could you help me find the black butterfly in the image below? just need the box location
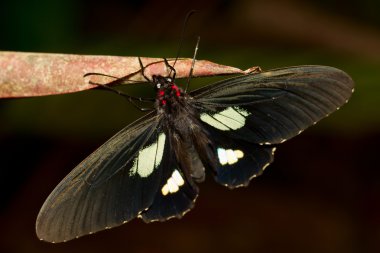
[36,61,354,243]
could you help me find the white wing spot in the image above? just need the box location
[172,170,185,186]
[234,149,244,159]
[167,178,179,193]
[161,169,185,196]
[217,147,244,165]
[217,148,228,165]
[226,149,238,164]
[130,133,166,177]
[161,184,169,196]
[200,107,250,131]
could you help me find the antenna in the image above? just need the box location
[170,10,198,74]
[185,36,200,91]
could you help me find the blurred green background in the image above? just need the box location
[0,0,379,253]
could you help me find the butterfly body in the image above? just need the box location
[36,65,354,243]
[154,74,215,182]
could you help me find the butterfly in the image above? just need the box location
[35,60,354,243]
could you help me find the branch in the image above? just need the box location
[0,51,249,98]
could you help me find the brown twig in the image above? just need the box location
[0,51,248,98]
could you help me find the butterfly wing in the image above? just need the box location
[36,112,170,243]
[190,65,354,187]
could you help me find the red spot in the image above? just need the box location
[161,100,167,105]
[159,90,165,97]
[172,85,181,97]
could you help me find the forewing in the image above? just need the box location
[191,65,354,145]
[36,112,169,243]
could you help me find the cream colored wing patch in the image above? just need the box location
[200,106,251,131]
[217,147,244,165]
[161,170,185,196]
[130,133,166,177]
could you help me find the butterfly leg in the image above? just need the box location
[89,80,155,112]
[138,57,177,82]
[138,57,153,82]
[83,72,120,79]
[163,58,176,80]
[84,68,142,87]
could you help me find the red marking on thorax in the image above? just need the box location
[172,85,181,97]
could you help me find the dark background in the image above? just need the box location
[0,0,379,252]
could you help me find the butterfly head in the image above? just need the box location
[153,75,183,106]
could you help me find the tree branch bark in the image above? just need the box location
[0,51,248,98]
